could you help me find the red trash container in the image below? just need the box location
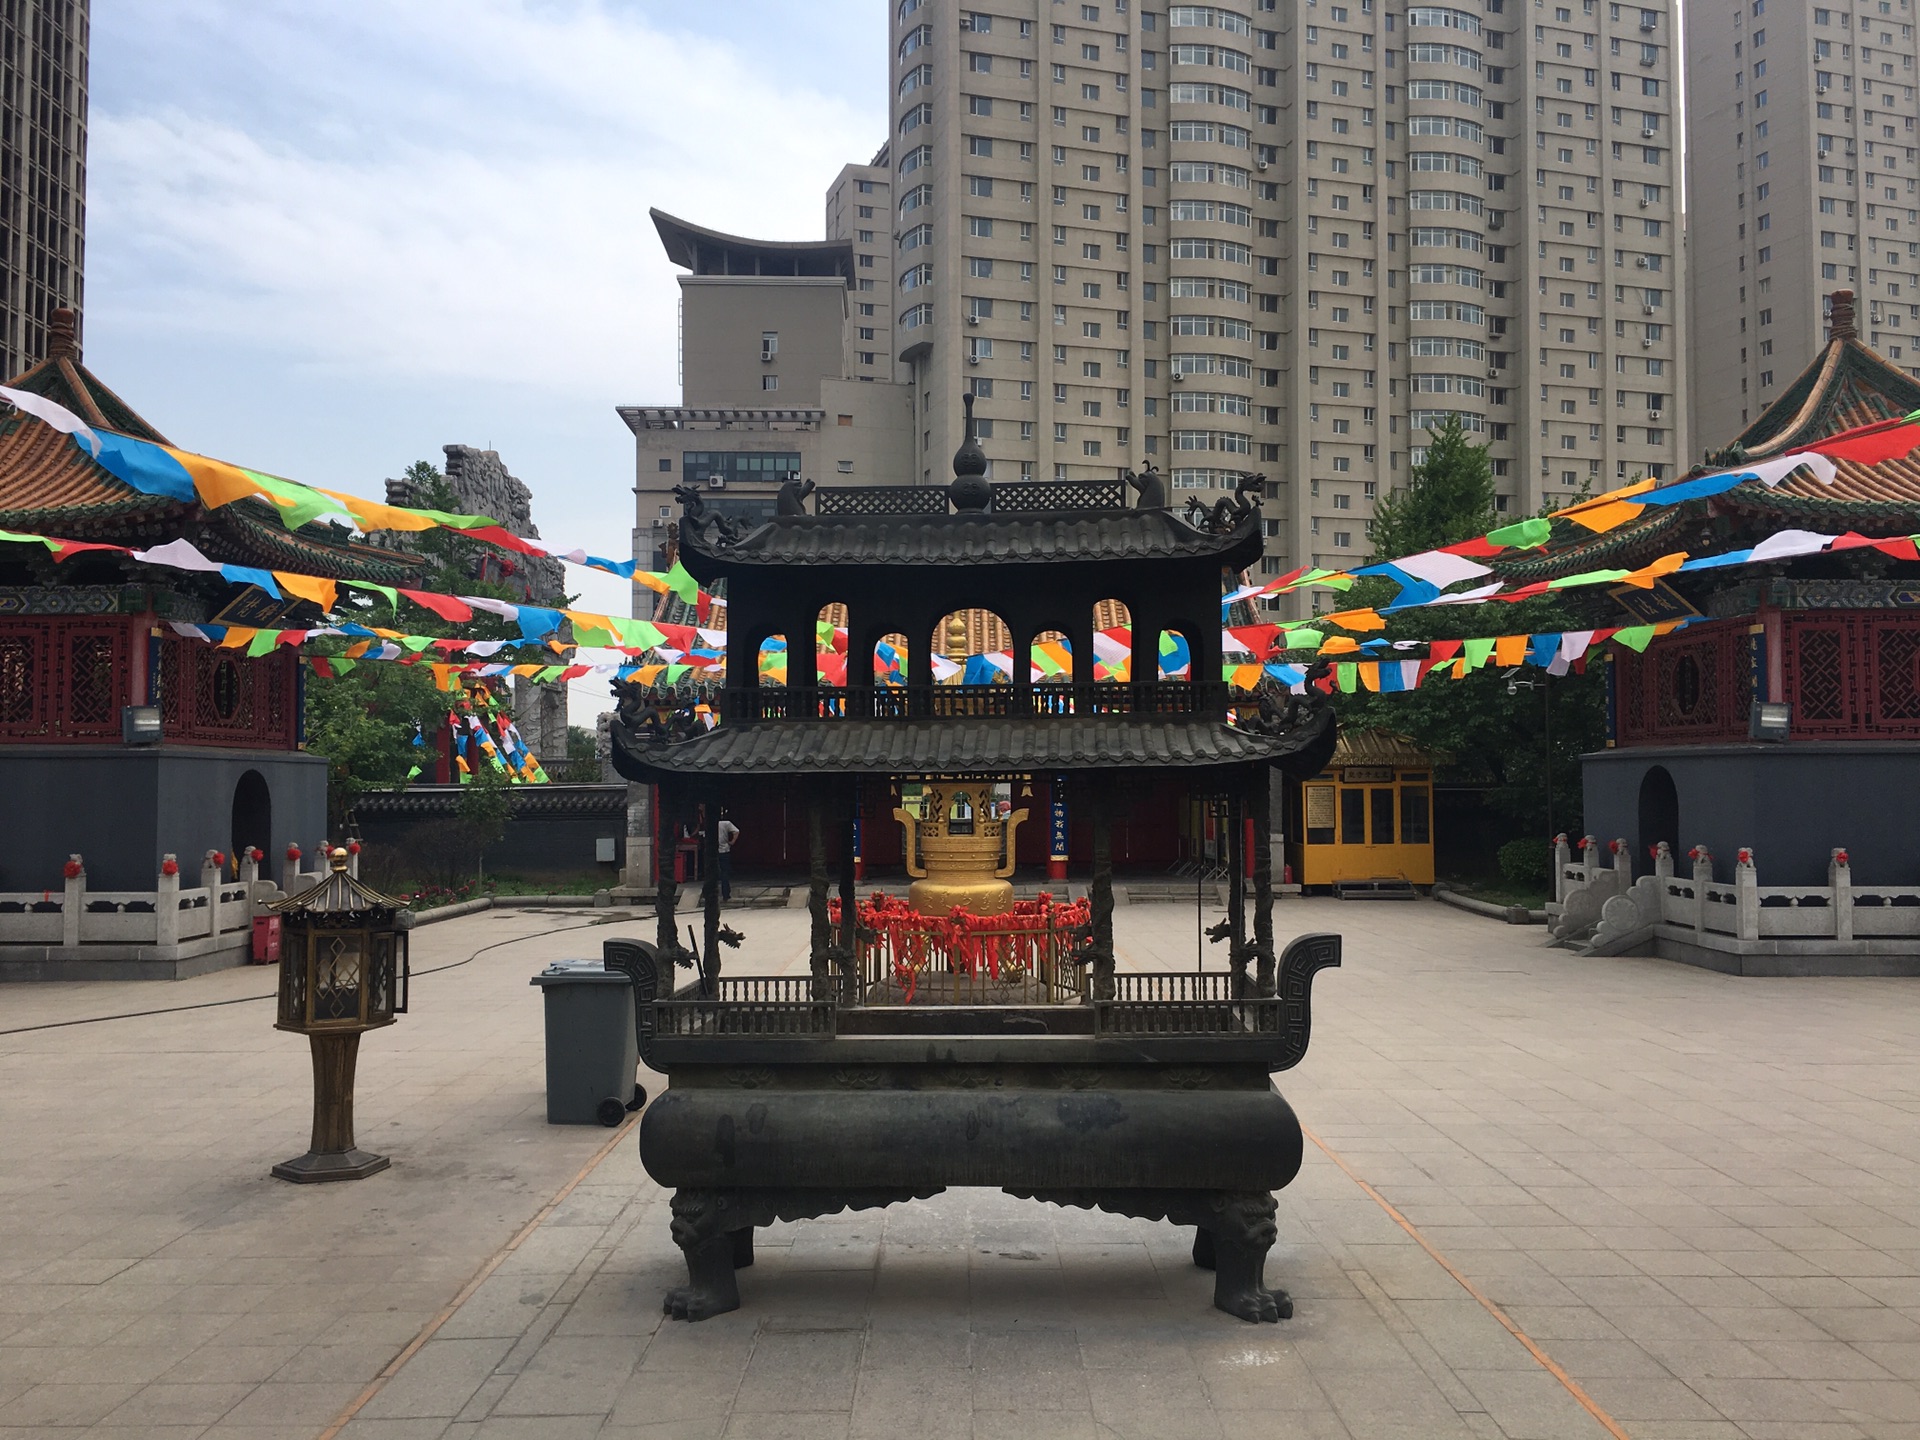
[251,914,282,965]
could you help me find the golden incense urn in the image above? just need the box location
[894,781,1028,916]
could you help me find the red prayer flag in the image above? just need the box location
[399,589,475,622]
[1428,639,1463,662]
[1809,420,1920,464]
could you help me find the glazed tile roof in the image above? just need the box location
[0,337,425,585]
[611,708,1336,779]
[1499,326,1920,583]
[679,508,1264,580]
[1329,729,1440,769]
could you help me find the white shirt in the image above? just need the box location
[717,820,740,854]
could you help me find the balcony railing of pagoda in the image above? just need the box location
[719,682,1228,723]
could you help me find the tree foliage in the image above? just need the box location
[1325,419,1605,850]
[302,461,538,829]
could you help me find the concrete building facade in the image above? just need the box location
[871,0,1685,604]
[1686,0,1920,448]
[0,0,87,378]
[623,211,913,597]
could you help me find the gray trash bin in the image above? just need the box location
[530,959,643,1126]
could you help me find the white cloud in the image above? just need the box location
[90,0,881,389]
[86,1,885,725]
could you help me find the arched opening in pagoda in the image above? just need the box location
[1157,629,1194,682]
[813,603,850,689]
[754,632,787,688]
[231,770,271,867]
[1089,598,1131,684]
[873,633,910,687]
[930,609,1014,687]
[1637,765,1680,879]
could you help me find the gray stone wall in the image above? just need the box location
[382,446,566,603]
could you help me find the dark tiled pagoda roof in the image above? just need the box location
[0,313,425,585]
[1499,307,1920,583]
[612,708,1335,779]
[679,507,1264,581]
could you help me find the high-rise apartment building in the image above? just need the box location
[1686,0,1920,448]
[872,0,1683,606]
[0,1,87,378]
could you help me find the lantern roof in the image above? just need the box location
[270,851,407,918]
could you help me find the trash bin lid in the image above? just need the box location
[530,959,633,987]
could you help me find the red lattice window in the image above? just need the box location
[1614,619,1750,746]
[157,640,299,749]
[0,620,130,741]
[1781,614,1920,739]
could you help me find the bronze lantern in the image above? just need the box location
[270,847,411,1182]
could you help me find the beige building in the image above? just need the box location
[622,211,912,601]
[868,0,1684,606]
[1686,0,1920,447]
[0,1,87,378]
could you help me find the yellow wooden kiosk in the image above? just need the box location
[1284,731,1436,893]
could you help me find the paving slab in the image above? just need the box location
[7,896,1920,1437]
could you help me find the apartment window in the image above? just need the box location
[761,375,779,391]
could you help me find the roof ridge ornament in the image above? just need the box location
[949,393,991,512]
[46,306,79,364]
[1829,287,1857,343]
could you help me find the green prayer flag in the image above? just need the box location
[534,665,565,683]
[1488,516,1553,550]
[244,470,349,530]
[246,628,281,658]
[1280,629,1324,652]
[665,663,690,684]
[610,616,667,649]
[1336,663,1358,694]
[1548,567,1631,590]
[1611,624,1657,653]
[664,559,699,605]
[1461,637,1497,670]
[400,635,435,653]
[347,581,399,611]
[331,658,357,675]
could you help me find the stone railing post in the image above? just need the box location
[62,855,83,948]
[281,843,303,893]
[1735,848,1759,941]
[1579,835,1598,886]
[347,841,361,879]
[241,848,259,886]
[1690,846,1713,936]
[1653,840,1674,880]
[156,856,181,949]
[1830,848,1853,943]
[202,850,224,935]
[1552,833,1571,903]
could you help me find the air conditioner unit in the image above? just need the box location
[1818,86,1829,95]
[1640,18,1656,31]
[967,356,981,365]
[1649,410,1663,421]
[1635,257,1650,269]
[1488,366,1500,377]
[1642,128,1658,139]
[1171,371,1185,382]
[761,348,776,363]
[707,476,727,489]
[1256,158,1270,171]
[966,315,980,325]
[1643,304,1656,315]
[1638,198,1651,208]
[1642,337,1655,348]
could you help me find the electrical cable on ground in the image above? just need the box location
[0,912,639,1037]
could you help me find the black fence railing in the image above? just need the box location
[720,682,1227,723]
[810,481,1129,517]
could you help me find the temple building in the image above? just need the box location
[1505,293,1920,888]
[0,310,422,975]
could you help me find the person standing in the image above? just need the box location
[716,809,740,902]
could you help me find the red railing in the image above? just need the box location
[829,891,1092,1004]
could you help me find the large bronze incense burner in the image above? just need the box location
[612,430,1340,1324]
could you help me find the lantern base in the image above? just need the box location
[271,1147,390,1183]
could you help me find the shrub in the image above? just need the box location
[1497,836,1551,890]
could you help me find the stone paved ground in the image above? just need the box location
[3,897,1919,1438]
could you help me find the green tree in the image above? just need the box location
[304,460,553,828]
[1319,420,1607,867]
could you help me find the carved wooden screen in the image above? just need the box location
[1783,612,1920,739]
[1613,619,1752,747]
[156,639,300,749]
[0,618,131,741]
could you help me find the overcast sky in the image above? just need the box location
[87,0,888,722]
